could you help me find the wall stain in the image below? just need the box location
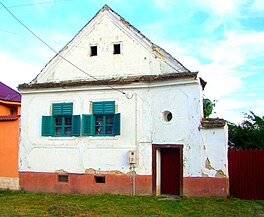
[55,169,68,175]
[215,170,226,178]
[205,158,215,170]
[85,168,126,175]
[201,171,209,177]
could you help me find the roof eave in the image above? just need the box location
[19,72,198,90]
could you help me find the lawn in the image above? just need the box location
[0,190,263,216]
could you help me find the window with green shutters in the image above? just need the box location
[41,101,119,137]
[83,101,120,136]
[41,102,80,137]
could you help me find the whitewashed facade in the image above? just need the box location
[19,5,228,197]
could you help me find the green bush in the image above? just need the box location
[228,111,264,149]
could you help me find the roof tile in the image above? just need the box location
[0,82,21,102]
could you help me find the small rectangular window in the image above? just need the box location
[113,44,121,54]
[90,46,97,56]
[94,176,105,183]
[58,175,68,183]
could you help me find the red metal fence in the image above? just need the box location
[228,149,264,200]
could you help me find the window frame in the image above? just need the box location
[94,114,115,136]
[41,103,80,137]
[53,115,72,137]
[82,101,120,137]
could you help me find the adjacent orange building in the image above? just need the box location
[0,82,21,190]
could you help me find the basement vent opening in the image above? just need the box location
[58,175,69,183]
[94,176,105,183]
[113,43,121,54]
[90,46,97,56]
[163,111,173,122]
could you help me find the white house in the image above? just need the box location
[18,5,228,197]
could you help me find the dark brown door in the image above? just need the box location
[161,148,181,195]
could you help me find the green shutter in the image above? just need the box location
[114,113,121,136]
[93,102,104,114]
[72,115,80,136]
[52,103,63,116]
[104,101,115,114]
[63,103,73,115]
[41,116,53,136]
[82,114,95,136]
[52,103,73,116]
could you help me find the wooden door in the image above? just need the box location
[161,148,181,195]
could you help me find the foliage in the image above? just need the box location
[203,98,216,118]
[0,190,262,216]
[228,111,264,149]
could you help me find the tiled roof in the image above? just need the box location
[0,115,20,121]
[19,72,198,89]
[0,82,21,102]
[201,118,226,128]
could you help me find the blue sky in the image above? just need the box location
[0,0,263,123]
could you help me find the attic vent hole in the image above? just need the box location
[113,44,121,54]
[90,46,97,56]
[163,111,173,122]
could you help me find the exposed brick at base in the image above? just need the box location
[19,172,228,197]
[183,177,229,197]
[19,172,152,195]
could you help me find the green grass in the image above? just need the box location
[0,190,263,216]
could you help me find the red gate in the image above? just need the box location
[228,149,264,200]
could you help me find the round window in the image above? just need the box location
[163,111,173,122]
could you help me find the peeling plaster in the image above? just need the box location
[85,168,126,175]
[215,170,226,178]
[205,158,215,170]
[56,169,68,175]
[201,172,209,177]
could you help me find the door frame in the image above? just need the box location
[152,144,183,196]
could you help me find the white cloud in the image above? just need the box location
[250,0,264,14]
[198,30,264,122]
[199,31,264,95]
[197,0,246,16]
[200,64,243,99]
[253,100,264,117]
[212,31,264,66]
[211,99,249,123]
[0,52,41,90]
[212,98,264,123]
[154,0,175,10]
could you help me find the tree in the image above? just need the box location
[203,98,216,118]
[228,111,264,149]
